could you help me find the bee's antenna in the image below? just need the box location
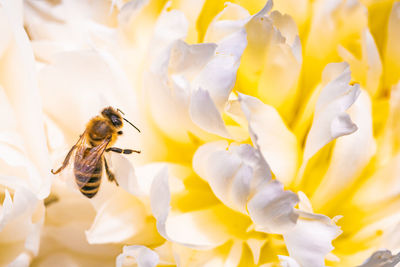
[123,118,140,133]
[117,108,125,115]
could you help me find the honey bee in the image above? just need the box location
[51,107,140,198]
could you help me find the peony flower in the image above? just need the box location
[0,0,398,266]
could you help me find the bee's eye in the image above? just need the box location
[117,131,123,135]
[111,116,122,127]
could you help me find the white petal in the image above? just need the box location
[279,255,301,267]
[284,211,342,267]
[363,30,382,96]
[150,166,230,248]
[204,3,250,43]
[248,180,299,234]
[193,141,271,214]
[338,29,382,95]
[118,0,149,26]
[0,3,51,199]
[359,250,400,267]
[247,238,266,264]
[239,93,299,185]
[0,85,17,131]
[108,153,140,196]
[164,207,232,248]
[303,66,360,162]
[0,8,12,58]
[192,29,247,109]
[189,88,230,138]
[0,189,13,230]
[169,41,217,80]
[0,187,38,231]
[8,253,31,267]
[0,186,43,265]
[135,163,170,196]
[384,2,400,87]
[353,153,400,206]
[192,141,229,180]
[193,141,299,234]
[269,10,299,50]
[150,7,188,74]
[86,191,147,244]
[145,71,192,142]
[224,241,243,267]
[39,50,122,137]
[312,90,376,209]
[116,245,159,267]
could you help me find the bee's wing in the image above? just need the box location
[51,130,87,175]
[74,137,111,189]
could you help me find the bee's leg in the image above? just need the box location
[106,147,141,154]
[51,145,76,174]
[104,157,118,186]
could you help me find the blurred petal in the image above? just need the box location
[359,250,400,267]
[384,2,400,88]
[246,238,265,264]
[86,191,147,244]
[0,187,43,266]
[116,245,159,267]
[278,255,301,267]
[303,0,367,90]
[338,29,382,95]
[353,153,400,206]
[8,252,31,267]
[239,93,299,185]
[0,1,51,199]
[150,7,188,74]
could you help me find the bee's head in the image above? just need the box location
[102,107,123,128]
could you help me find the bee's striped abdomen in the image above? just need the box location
[74,149,103,198]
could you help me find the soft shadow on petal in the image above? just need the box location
[239,93,299,186]
[248,180,299,235]
[301,65,360,171]
[109,153,140,196]
[193,141,270,214]
[86,191,147,244]
[189,88,230,138]
[192,28,247,109]
[193,141,299,234]
[312,90,376,210]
